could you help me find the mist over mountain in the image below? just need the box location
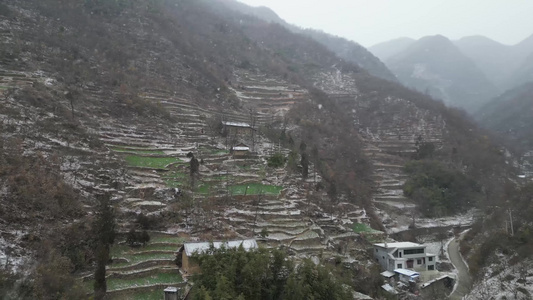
[368,37,415,62]
[454,36,515,90]
[384,35,499,112]
[476,82,533,151]
[217,0,397,82]
[455,34,533,91]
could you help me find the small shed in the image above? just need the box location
[232,143,250,157]
[394,268,420,283]
[164,287,181,300]
[380,270,396,285]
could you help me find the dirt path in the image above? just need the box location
[448,235,473,299]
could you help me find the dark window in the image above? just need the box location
[376,249,378,252]
[397,264,402,269]
[428,265,435,270]
[417,259,422,264]
[428,257,433,262]
[404,248,425,255]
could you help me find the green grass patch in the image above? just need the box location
[86,273,182,292]
[149,234,184,244]
[124,156,181,169]
[110,244,179,257]
[353,223,382,234]
[163,178,181,188]
[109,252,175,269]
[110,288,168,300]
[107,272,182,291]
[0,86,9,90]
[199,146,228,155]
[111,146,166,155]
[229,183,283,195]
[161,170,187,188]
[196,182,219,194]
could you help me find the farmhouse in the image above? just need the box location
[222,121,255,136]
[231,143,250,158]
[178,239,258,274]
[374,242,436,272]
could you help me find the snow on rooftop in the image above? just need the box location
[222,121,252,128]
[232,146,250,151]
[381,271,395,278]
[183,239,258,256]
[394,268,420,277]
[164,287,178,292]
[374,242,425,249]
[381,284,397,294]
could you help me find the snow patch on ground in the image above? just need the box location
[465,258,533,300]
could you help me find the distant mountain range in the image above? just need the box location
[455,34,533,90]
[217,0,397,82]
[370,34,533,112]
[373,35,498,112]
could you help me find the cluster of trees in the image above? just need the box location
[267,152,285,168]
[191,247,352,300]
[403,160,483,217]
[126,228,150,246]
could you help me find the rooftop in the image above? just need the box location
[222,121,252,128]
[394,268,420,277]
[374,242,425,249]
[183,239,258,256]
[380,271,395,278]
[232,146,250,151]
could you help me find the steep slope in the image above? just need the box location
[386,35,499,112]
[476,82,533,151]
[454,36,515,90]
[512,33,533,64]
[455,34,533,91]
[298,29,397,82]
[216,0,397,82]
[369,37,416,62]
[506,51,533,89]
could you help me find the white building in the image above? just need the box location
[374,242,436,272]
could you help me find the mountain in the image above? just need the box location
[368,37,415,62]
[476,82,533,150]
[217,0,397,82]
[385,35,499,112]
[454,36,514,90]
[0,0,520,299]
[505,51,533,89]
[455,34,533,91]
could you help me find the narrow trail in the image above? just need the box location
[448,234,473,299]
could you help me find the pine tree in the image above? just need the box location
[92,194,116,300]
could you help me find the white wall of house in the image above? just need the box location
[374,244,437,272]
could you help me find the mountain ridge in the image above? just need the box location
[384,34,499,112]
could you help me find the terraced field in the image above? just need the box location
[83,233,185,299]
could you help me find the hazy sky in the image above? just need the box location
[237,0,533,47]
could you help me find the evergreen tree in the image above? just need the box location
[92,194,116,300]
[301,152,309,179]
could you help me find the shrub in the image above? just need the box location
[267,153,285,168]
